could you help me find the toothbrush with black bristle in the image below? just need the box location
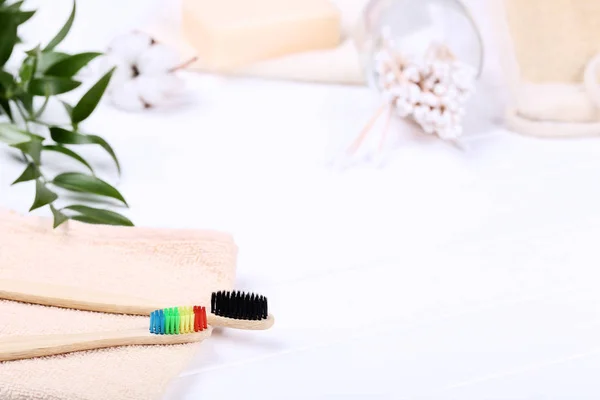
[0,279,275,330]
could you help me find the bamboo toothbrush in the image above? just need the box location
[0,279,274,330]
[0,305,211,362]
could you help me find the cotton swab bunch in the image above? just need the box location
[373,40,477,141]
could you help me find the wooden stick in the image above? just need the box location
[0,279,274,330]
[347,103,388,155]
[0,326,212,362]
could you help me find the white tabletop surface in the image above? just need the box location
[3,1,600,399]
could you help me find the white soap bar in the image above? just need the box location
[182,0,341,70]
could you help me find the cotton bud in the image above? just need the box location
[421,91,439,107]
[437,110,452,128]
[421,122,436,134]
[426,108,442,125]
[394,97,413,117]
[403,64,420,82]
[389,83,409,100]
[413,105,429,123]
[107,32,153,64]
[433,84,447,96]
[407,83,422,104]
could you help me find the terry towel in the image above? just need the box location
[0,208,238,400]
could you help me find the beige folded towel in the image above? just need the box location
[0,209,238,400]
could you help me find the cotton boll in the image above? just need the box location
[136,75,185,106]
[110,80,147,111]
[99,54,135,92]
[107,32,153,64]
[136,44,180,75]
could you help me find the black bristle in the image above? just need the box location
[210,292,217,314]
[211,290,269,320]
[233,291,239,318]
[263,296,268,319]
[218,291,224,316]
[250,293,256,320]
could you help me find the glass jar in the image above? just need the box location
[355,0,484,91]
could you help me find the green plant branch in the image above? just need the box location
[0,0,133,228]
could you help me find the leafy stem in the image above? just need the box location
[0,0,133,228]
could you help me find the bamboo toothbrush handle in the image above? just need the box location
[208,314,275,330]
[0,279,274,330]
[0,278,159,315]
[0,327,212,362]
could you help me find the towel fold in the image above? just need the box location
[0,209,238,400]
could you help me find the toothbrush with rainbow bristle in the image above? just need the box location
[0,305,212,362]
[0,280,275,330]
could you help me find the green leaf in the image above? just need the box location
[6,1,24,10]
[36,51,69,74]
[0,70,14,88]
[12,139,42,164]
[29,76,80,95]
[19,51,38,84]
[71,67,114,123]
[44,0,76,51]
[52,172,127,206]
[63,205,133,226]
[43,144,94,174]
[0,123,35,144]
[44,52,101,77]
[14,10,34,23]
[12,163,40,184]
[0,13,18,66]
[30,180,58,211]
[0,99,12,120]
[50,204,68,228]
[49,127,120,174]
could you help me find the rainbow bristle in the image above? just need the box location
[149,306,207,334]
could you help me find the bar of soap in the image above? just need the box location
[182,0,341,70]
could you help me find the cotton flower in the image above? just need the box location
[99,31,193,112]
